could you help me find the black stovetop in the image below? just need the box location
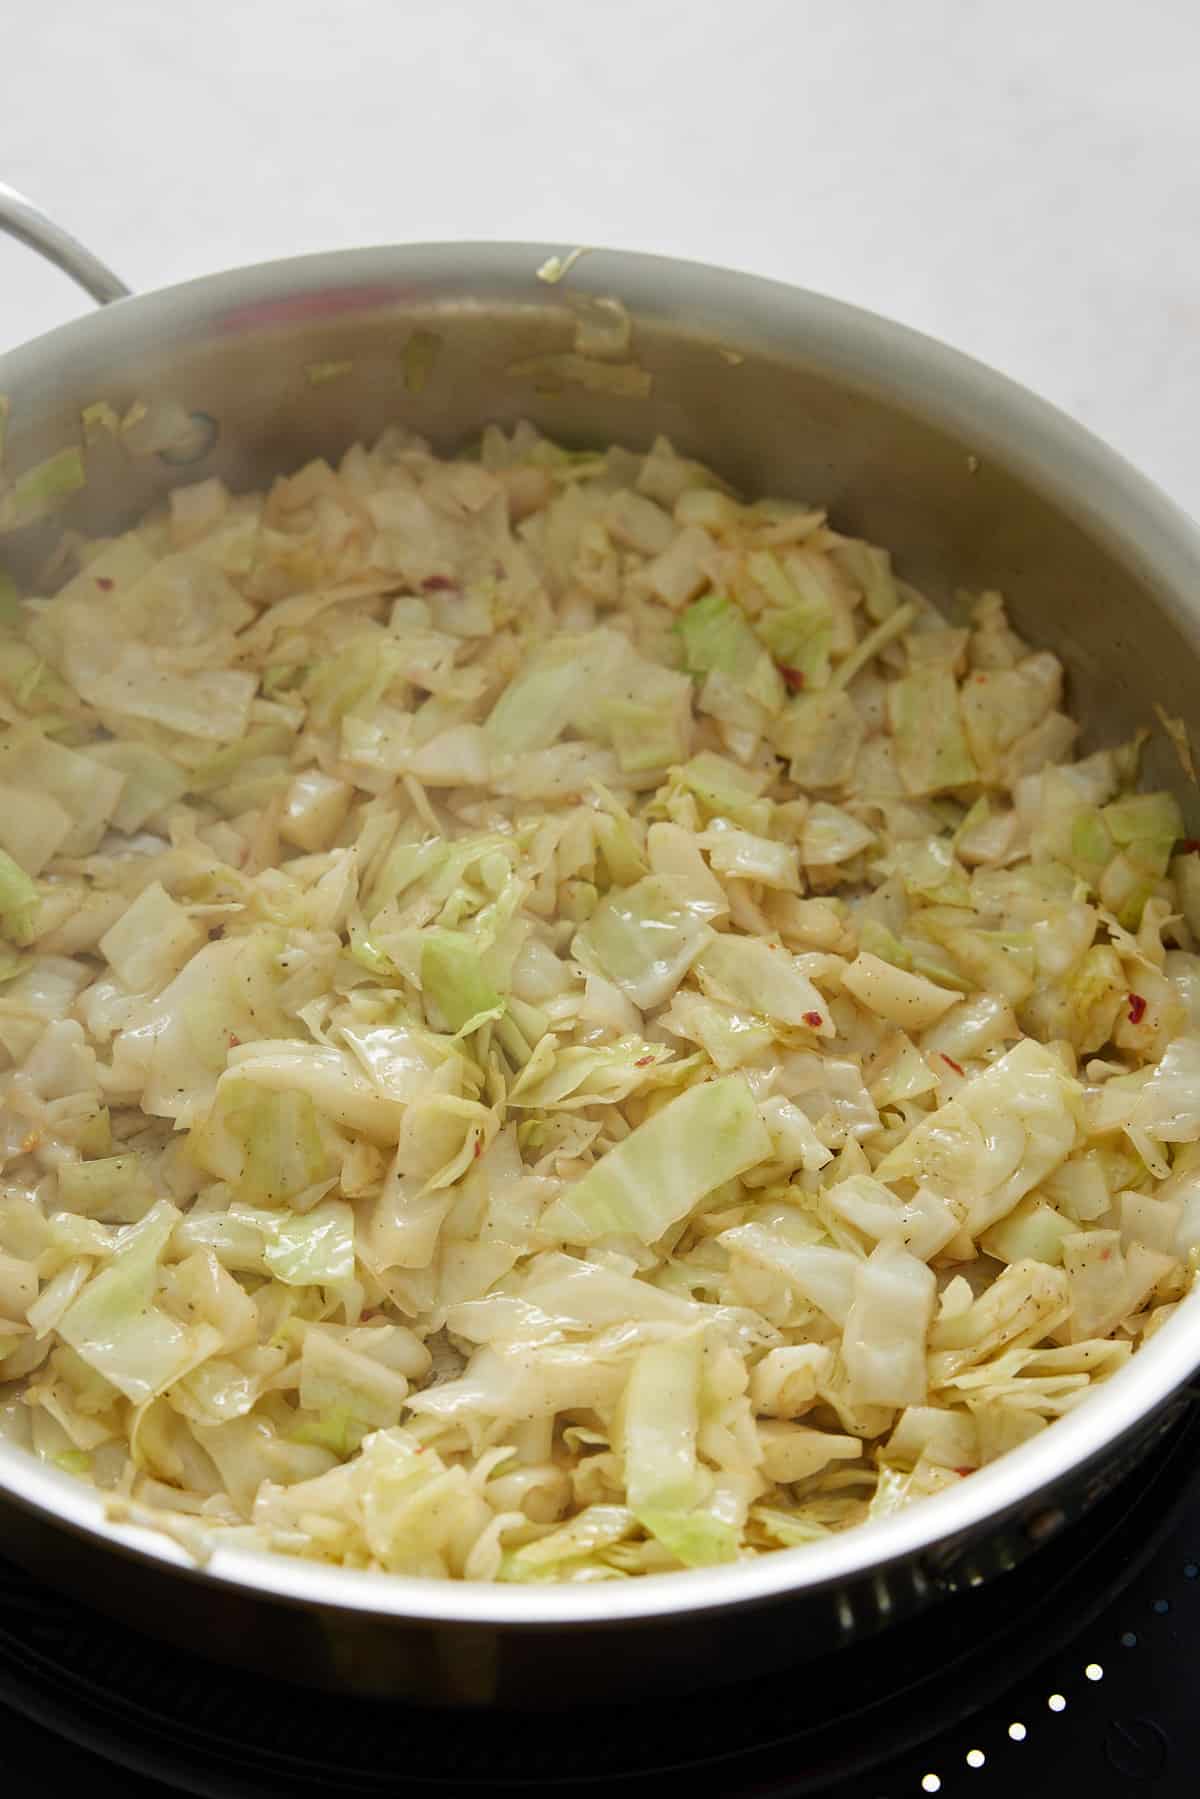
[2,1413,1199,1798]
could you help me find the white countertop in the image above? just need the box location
[4,0,1199,517]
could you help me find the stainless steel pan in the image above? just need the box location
[2,185,1200,1707]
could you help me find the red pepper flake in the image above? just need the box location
[780,666,806,692]
[941,1053,965,1076]
[954,1466,974,1478]
[635,1055,654,1067]
[1128,993,1147,1025]
[473,1135,483,1158]
[228,1033,240,1047]
[803,1010,823,1028]
[95,576,114,591]
[421,574,455,592]
[1180,839,1200,855]
[1100,1248,1112,1261]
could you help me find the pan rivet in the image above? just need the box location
[158,412,218,466]
[966,1749,985,1768]
[920,1776,941,1793]
[1027,1506,1066,1542]
[1085,1663,1104,1681]
[1048,1693,1067,1712]
[1008,1722,1027,1741]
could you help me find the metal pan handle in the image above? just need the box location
[0,182,131,306]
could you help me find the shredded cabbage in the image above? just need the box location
[0,424,1192,1583]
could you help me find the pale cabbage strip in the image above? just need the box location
[0,424,1195,1584]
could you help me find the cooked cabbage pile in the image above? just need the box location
[1,423,1198,1584]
